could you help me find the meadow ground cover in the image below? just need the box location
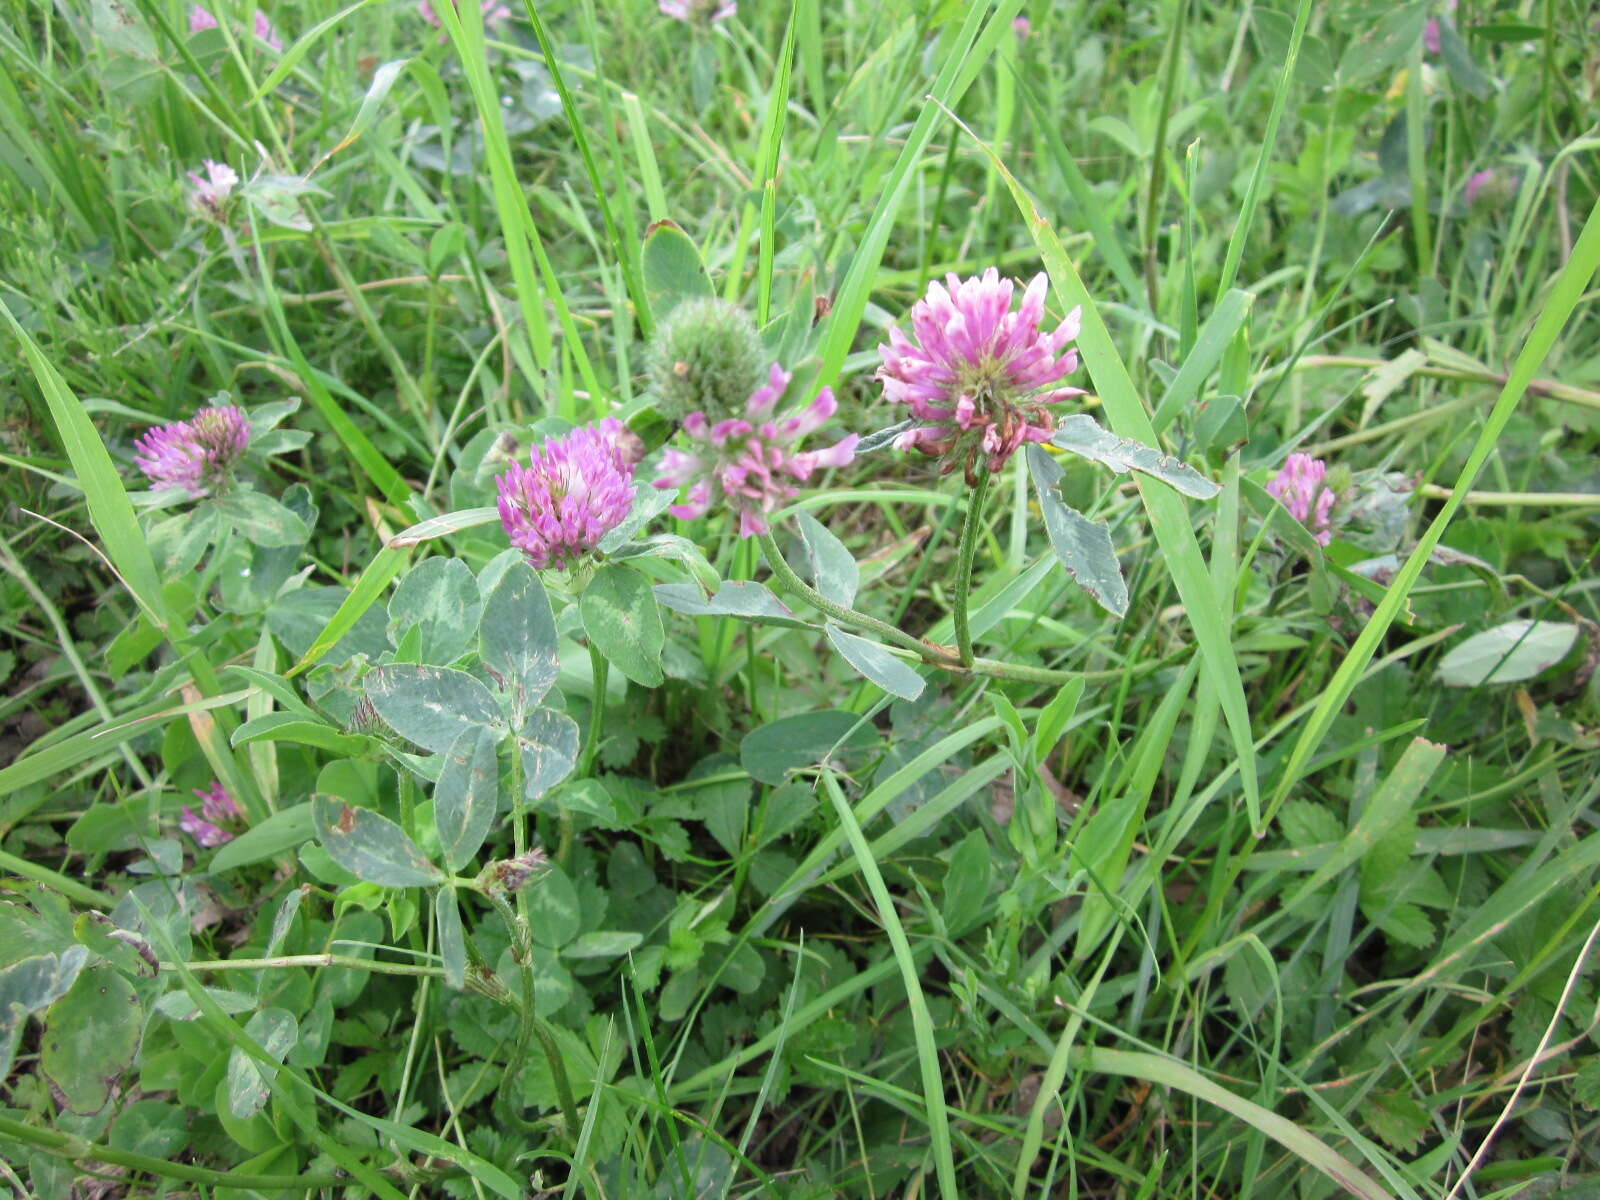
[0,0,1598,1195]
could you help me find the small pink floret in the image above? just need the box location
[181,781,241,847]
[659,0,735,22]
[187,159,239,218]
[1266,453,1336,546]
[654,365,857,538]
[189,4,219,31]
[496,419,638,571]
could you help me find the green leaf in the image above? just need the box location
[435,725,501,872]
[1335,3,1430,88]
[479,561,559,713]
[525,862,580,948]
[148,505,220,577]
[794,513,859,607]
[740,710,877,786]
[387,556,482,665]
[231,712,374,756]
[109,1099,187,1159]
[942,828,992,936]
[326,58,410,157]
[516,708,580,801]
[580,563,665,687]
[597,486,678,554]
[385,506,500,549]
[824,625,925,701]
[1026,446,1129,617]
[1050,415,1219,499]
[436,889,466,990]
[312,797,442,888]
[287,547,408,676]
[1278,800,1343,850]
[1435,620,1580,687]
[0,946,89,1082]
[209,802,315,873]
[655,580,812,629]
[1366,1090,1431,1153]
[225,1007,298,1119]
[641,219,712,322]
[0,304,167,631]
[563,931,644,959]
[211,490,312,548]
[41,964,142,1113]
[364,664,506,753]
[1150,290,1255,435]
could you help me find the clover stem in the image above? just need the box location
[952,464,992,668]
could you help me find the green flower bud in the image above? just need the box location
[646,297,765,422]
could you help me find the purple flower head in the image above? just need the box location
[181,781,242,848]
[419,0,511,30]
[134,404,252,497]
[254,10,283,50]
[187,159,239,219]
[1267,453,1337,546]
[1013,15,1031,38]
[496,419,638,571]
[1423,1,1456,55]
[654,365,858,538]
[659,0,735,23]
[876,268,1084,483]
[189,5,283,49]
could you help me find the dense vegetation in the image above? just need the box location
[1,0,1598,1196]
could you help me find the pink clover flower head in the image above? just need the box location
[253,9,283,50]
[187,159,239,220]
[135,404,252,497]
[876,268,1084,483]
[1267,453,1336,546]
[1012,15,1031,38]
[181,781,241,847]
[189,4,219,31]
[1423,1,1456,55]
[654,365,858,538]
[496,419,638,571]
[659,0,735,23]
[1463,168,1511,208]
[419,0,511,29]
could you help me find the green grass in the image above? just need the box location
[2,0,1599,1197]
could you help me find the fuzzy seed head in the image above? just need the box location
[646,298,766,423]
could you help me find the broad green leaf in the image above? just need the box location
[1049,415,1219,499]
[479,561,559,713]
[211,490,311,548]
[516,708,580,801]
[225,1008,298,1119]
[209,802,315,873]
[580,563,664,687]
[740,710,878,786]
[436,889,466,990]
[41,964,142,1113]
[825,626,925,701]
[1026,446,1129,617]
[0,946,89,1082]
[364,664,505,753]
[148,505,220,577]
[609,533,719,591]
[1435,620,1580,687]
[794,513,859,607]
[1335,3,1430,88]
[109,1099,187,1159]
[942,828,992,936]
[388,556,481,665]
[312,797,442,888]
[641,219,713,321]
[435,725,501,872]
[655,581,812,629]
[525,862,580,948]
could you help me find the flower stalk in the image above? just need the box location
[952,464,991,668]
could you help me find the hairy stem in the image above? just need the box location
[952,465,991,669]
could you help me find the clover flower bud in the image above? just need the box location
[646,297,765,423]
